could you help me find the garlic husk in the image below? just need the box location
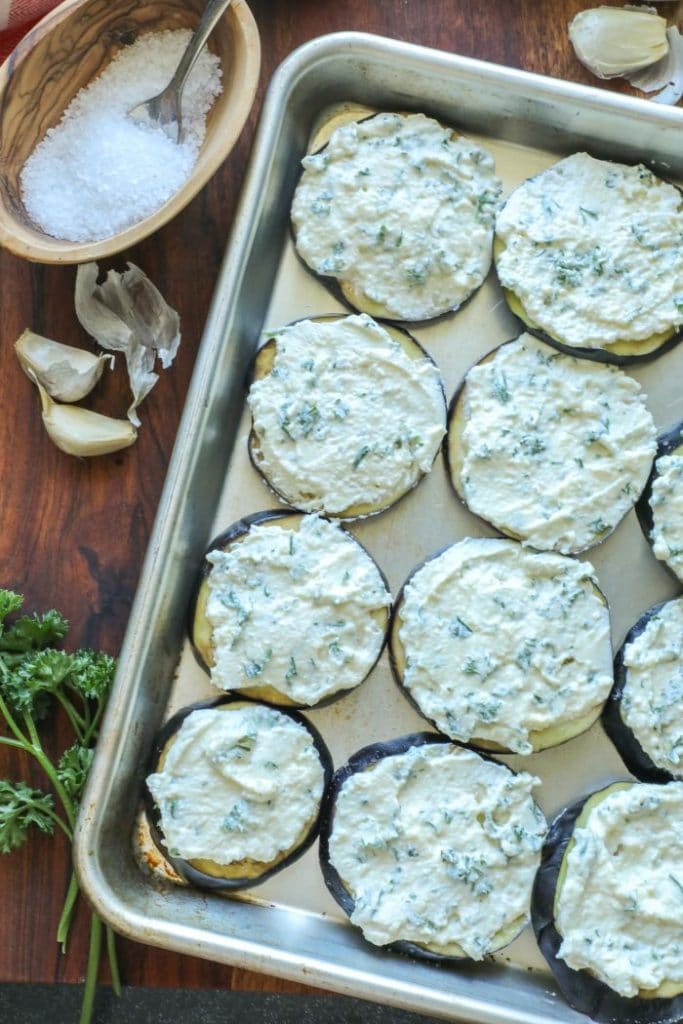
[15,329,113,403]
[628,25,683,103]
[33,377,137,457]
[569,7,669,79]
[75,262,181,427]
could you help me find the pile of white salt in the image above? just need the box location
[20,30,223,243]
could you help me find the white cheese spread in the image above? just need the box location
[556,782,683,997]
[650,452,683,581]
[495,153,683,351]
[291,112,502,320]
[204,515,390,705]
[146,704,326,865]
[397,538,613,754]
[248,315,446,515]
[621,599,683,777]
[455,333,656,553]
[328,742,546,958]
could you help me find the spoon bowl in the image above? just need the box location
[0,0,260,263]
[128,0,234,143]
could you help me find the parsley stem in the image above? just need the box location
[79,912,102,1024]
[57,870,80,950]
[20,719,77,830]
[106,925,121,997]
[0,692,29,747]
[81,700,105,748]
[55,691,86,744]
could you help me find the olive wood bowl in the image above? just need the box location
[0,0,260,263]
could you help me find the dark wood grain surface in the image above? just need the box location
[0,0,679,995]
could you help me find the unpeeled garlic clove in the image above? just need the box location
[32,376,137,457]
[15,328,113,403]
[569,6,669,79]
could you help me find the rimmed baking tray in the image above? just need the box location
[74,31,683,1024]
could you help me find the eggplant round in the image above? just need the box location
[189,508,391,708]
[603,599,683,783]
[145,695,333,892]
[290,111,502,324]
[493,154,683,365]
[445,333,656,555]
[532,782,683,1023]
[319,732,546,963]
[247,314,446,519]
[388,537,613,755]
[635,421,683,584]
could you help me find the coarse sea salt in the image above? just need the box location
[20,30,223,243]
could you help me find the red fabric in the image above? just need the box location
[0,0,60,62]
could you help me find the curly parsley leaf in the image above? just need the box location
[0,649,76,719]
[0,590,24,627]
[66,651,116,703]
[57,744,94,805]
[0,608,69,654]
[0,780,55,853]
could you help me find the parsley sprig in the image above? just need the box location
[0,589,119,1024]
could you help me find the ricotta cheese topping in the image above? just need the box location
[650,452,683,581]
[495,153,683,350]
[455,333,656,553]
[204,515,390,705]
[146,704,326,865]
[328,743,546,958]
[556,782,683,997]
[621,599,683,777]
[397,538,612,754]
[248,315,446,515]
[291,112,502,320]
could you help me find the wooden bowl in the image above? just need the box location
[0,0,260,263]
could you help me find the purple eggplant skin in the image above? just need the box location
[509,316,683,368]
[602,601,681,785]
[635,421,683,580]
[531,793,683,1024]
[318,731,469,964]
[144,694,333,893]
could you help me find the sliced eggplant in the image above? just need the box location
[189,509,391,708]
[247,313,446,519]
[319,732,546,963]
[635,421,683,584]
[532,782,683,1023]
[290,111,501,323]
[145,695,333,892]
[445,333,656,555]
[603,599,683,783]
[388,537,613,755]
[496,265,681,366]
[493,154,683,365]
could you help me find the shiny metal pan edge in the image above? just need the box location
[74,31,683,1024]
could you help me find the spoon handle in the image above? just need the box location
[168,0,234,97]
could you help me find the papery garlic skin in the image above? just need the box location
[15,329,113,403]
[569,7,669,79]
[31,376,137,457]
[74,261,181,427]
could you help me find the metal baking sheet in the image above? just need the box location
[74,32,683,1024]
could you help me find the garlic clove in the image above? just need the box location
[15,328,114,403]
[32,376,137,457]
[569,6,669,80]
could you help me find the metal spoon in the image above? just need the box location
[128,0,232,143]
